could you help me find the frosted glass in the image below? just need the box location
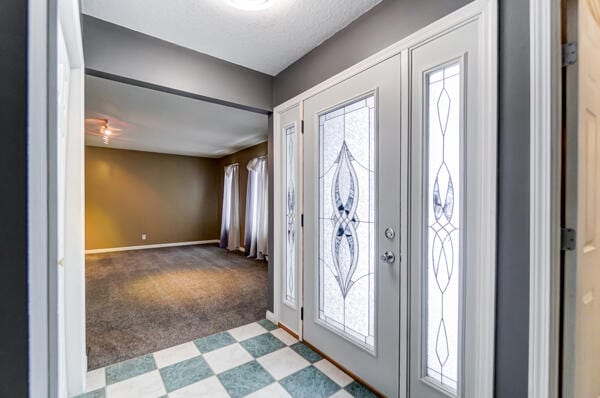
[318,95,375,351]
[285,125,296,305]
[425,63,461,391]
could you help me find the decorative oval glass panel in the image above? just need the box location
[425,62,461,392]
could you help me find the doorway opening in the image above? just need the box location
[82,76,271,369]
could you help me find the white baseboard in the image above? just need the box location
[85,239,219,254]
[238,247,245,253]
[266,310,277,324]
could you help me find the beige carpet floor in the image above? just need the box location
[85,244,268,370]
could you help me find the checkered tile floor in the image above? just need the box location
[75,320,377,398]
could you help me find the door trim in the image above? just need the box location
[29,0,87,395]
[273,1,497,396]
[528,0,562,397]
[469,4,498,396]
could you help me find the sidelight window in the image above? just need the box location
[284,125,297,306]
[424,62,462,392]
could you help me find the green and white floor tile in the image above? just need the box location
[76,320,377,398]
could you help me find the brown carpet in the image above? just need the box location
[85,244,268,370]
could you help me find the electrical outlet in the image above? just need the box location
[141,233,147,241]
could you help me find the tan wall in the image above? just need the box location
[85,147,220,250]
[218,142,268,246]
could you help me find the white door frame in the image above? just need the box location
[273,1,497,396]
[59,0,87,394]
[29,0,86,396]
[28,0,52,395]
[527,0,563,397]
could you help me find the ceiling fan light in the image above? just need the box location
[104,129,112,136]
[225,0,275,11]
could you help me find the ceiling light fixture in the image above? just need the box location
[225,0,275,11]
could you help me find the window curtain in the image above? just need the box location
[220,164,240,251]
[245,157,268,259]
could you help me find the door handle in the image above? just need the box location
[381,251,396,264]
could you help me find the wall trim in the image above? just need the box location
[273,1,497,396]
[85,239,219,254]
[265,310,277,324]
[528,0,562,397]
[59,0,88,393]
[465,3,498,396]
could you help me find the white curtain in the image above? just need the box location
[220,164,240,250]
[245,157,268,259]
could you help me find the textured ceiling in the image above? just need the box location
[85,76,268,157]
[81,0,382,75]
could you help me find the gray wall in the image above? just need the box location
[85,147,222,250]
[0,0,28,395]
[82,15,273,112]
[273,0,472,105]
[495,0,530,396]
[272,0,531,396]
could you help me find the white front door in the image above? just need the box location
[302,54,402,396]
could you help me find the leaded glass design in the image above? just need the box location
[285,125,296,306]
[425,63,461,391]
[318,95,375,351]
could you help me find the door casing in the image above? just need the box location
[28,0,87,396]
[527,0,563,395]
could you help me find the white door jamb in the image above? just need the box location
[528,0,562,397]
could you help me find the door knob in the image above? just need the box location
[384,227,395,240]
[381,251,395,264]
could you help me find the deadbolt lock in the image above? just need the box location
[381,251,396,264]
[384,227,395,240]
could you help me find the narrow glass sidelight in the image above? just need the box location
[285,125,296,306]
[425,62,461,392]
[318,95,376,351]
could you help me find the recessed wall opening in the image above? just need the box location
[83,75,271,370]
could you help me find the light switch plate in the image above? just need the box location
[142,233,147,241]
